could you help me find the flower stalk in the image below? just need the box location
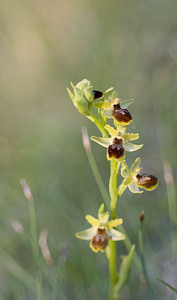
[68,79,159,300]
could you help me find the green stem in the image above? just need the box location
[108,159,120,300]
[88,113,109,138]
[28,199,44,300]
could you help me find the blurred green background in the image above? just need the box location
[0,0,177,299]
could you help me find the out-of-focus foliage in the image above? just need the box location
[0,0,177,299]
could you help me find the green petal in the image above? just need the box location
[116,125,126,134]
[130,157,141,172]
[85,215,99,227]
[76,227,97,240]
[124,142,143,152]
[98,203,105,218]
[91,136,113,148]
[93,102,104,108]
[109,229,125,241]
[123,133,139,142]
[119,99,134,109]
[99,212,109,224]
[128,182,143,194]
[104,124,117,137]
[108,218,123,229]
[121,160,130,177]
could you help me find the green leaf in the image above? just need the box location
[157,279,177,294]
[113,245,135,297]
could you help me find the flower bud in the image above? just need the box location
[107,138,125,161]
[112,103,132,125]
[93,90,103,99]
[136,173,158,191]
[91,227,109,252]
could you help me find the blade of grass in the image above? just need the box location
[0,250,36,292]
[20,179,44,300]
[157,279,177,294]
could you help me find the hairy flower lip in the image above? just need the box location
[93,90,103,99]
[107,143,125,160]
[136,173,158,189]
[91,227,109,252]
[112,103,132,125]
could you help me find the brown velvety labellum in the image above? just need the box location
[91,227,109,251]
[136,174,158,188]
[108,143,124,159]
[112,104,132,124]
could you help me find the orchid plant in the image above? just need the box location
[67,79,158,300]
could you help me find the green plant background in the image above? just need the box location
[0,0,177,299]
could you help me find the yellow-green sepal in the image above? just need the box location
[91,136,113,148]
[119,99,134,109]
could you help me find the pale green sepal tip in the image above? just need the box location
[91,136,113,148]
[67,88,75,104]
[99,212,109,223]
[113,245,135,297]
[109,229,125,241]
[129,181,143,194]
[85,215,100,227]
[98,203,105,217]
[123,133,139,142]
[130,157,141,172]
[75,227,97,240]
[120,99,134,109]
[108,218,123,229]
[121,160,129,175]
[104,124,117,137]
[124,142,143,152]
